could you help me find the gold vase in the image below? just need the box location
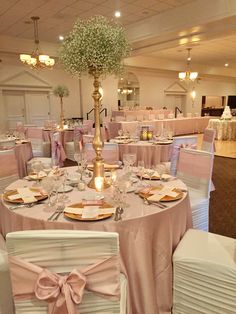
[87,71,109,189]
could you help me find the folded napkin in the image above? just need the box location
[29,171,47,179]
[147,187,179,202]
[7,188,43,203]
[64,206,116,218]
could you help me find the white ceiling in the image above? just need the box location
[1,0,236,77]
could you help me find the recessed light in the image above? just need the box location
[59,35,64,41]
[224,63,229,67]
[114,11,121,18]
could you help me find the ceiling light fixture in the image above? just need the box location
[59,35,64,41]
[224,63,229,67]
[179,48,198,82]
[20,16,55,69]
[114,11,121,18]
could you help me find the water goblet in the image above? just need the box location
[41,176,56,210]
[118,129,123,138]
[156,163,166,181]
[137,160,145,181]
[31,161,43,187]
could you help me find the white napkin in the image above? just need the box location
[147,187,179,202]
[8,188,41,203]
[64,206,116,218]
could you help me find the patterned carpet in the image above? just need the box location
[65,155,236,238]
[209,156,236,238]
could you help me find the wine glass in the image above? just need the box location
[137,160,145,181]
[41,176,56,210]
[147,164,155,181]
[118,129,123,138]
[156,163,166,181]
[31,161,43,187]
[43,163,52,176]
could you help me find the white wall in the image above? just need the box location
[0,59,236,129]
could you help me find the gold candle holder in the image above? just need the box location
[87,70,109,189]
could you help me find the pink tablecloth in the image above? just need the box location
[43,129,74,146]
[14,142,33,178]
[119,142,172,166]
[0,168,192,314]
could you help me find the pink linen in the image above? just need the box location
[14,142,33,178]
[85,143,119,164]
[0,171,192,314]
[52,141,66,167]
[9,255,119,314]
[27,127,44,139]
[0,151,18,177]
[119,142,172,166]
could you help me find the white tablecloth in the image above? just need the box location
[208,118,236,140]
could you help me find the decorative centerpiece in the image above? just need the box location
[60,15,130,189]
[53,85,69,129]
[221,105,232,120]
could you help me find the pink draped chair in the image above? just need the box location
[0,149,19,193]
[84,142,119,164]
[6,230,127,314]
[51,132,67,167]
[176,148,214,231]
[64,126,86,161]
[202,128,216,153]
[83,119,94,133]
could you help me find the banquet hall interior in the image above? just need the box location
[0,0,235,313]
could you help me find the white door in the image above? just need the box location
[3,90,51,128]
[165,94,186,113]
[3,91,26,129]
[25,91,50,126]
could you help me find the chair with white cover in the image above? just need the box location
[167,113,174,119]
[0,149,19,194]
[6,230,127,314]
[176,148,214,231]
[202,128,216,153]
[173,229,236,314]
[82,119,94,134]
[0,249,15,314]
[26,127,50,157]
[169,135,198,176]
[65,126,88,161]
[158,113,164,120]
[85,142,119,164]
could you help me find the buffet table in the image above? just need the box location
[208,119,236,140]
[0,167,192,314]
[112,109,172,119]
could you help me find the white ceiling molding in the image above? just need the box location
[164,81,188,95]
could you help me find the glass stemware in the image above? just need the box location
[137,160,145,181]
[156,163,166,181]
[31,161,43,187]
[41,176,56,209]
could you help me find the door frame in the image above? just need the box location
[0,71,52,130]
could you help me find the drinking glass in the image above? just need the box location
[137,160,145,181]
[31,161,43,187]
[118,129,123,138]
[41,176,56,209]
[156,163,166,181]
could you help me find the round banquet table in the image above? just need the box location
[0,167,192,314]
[118,141,172,166]
[208,118,236,140]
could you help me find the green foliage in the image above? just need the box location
[59,15,130,77]
[53,85,69,98]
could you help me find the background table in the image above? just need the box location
[208,119,236,140]
[118,141,172,166]
[0,168,192,314]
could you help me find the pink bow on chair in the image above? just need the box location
[52,140,66,167]
[9,255,120,314]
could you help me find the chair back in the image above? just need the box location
[83,120,94,134]
[115,115,125,122]
[0,149,19,193]
[167,113,174,119]
[186,112,192,118]
[170,135,198,176]
[202,128,216,153]
[6,230,121,314]
[26,127,45,157]
[85,142,119,164]
[136,113,143,121]
[177,148,214,197]
[0,249,15,314]
[158,114,164,120]
[51,132,66,167]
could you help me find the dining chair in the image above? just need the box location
[0,249,15,314]
[176,148,214,231]
[202,128,216,153]
[173,229,236,314]
[26,127,51,157]
[0,149,19,194]
[27,132,65,173]
[84,142,120,164]
[6,230,127,314]
[169,135,198,176]
[82,119,94,133]
[65,125,89,161]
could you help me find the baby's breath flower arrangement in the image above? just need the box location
[53,85,69,129]
[59,15,130,189]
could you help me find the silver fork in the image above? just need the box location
[52,204,65,221]
[47,205,65,221]
[143,198,167,209]
[10,201,45,210]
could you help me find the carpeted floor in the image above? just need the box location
[65,156,236,238]
[209,156,236,238]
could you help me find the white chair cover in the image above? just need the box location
[84,142,119,164]
[170,135,198,176]
[158,114,164,120]
[176,148,214,231]
[26,127,50,157]
[51,132,66,167]
[0,149,19,193]
[0,249,15,314]
[173,229,236,314]
[202,128,216,153]
[6,230,127,314]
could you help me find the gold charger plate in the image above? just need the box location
[64,202,114,221]
[139,187,183,202]
[3,188,48,204]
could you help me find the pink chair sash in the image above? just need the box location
[52,141,66,167]
[9,255,120,314]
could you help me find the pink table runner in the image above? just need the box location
[0,169,192,314]
[14,142,33,178]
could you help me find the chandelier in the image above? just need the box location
[178,48,198,81]
[20,16,55,69]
